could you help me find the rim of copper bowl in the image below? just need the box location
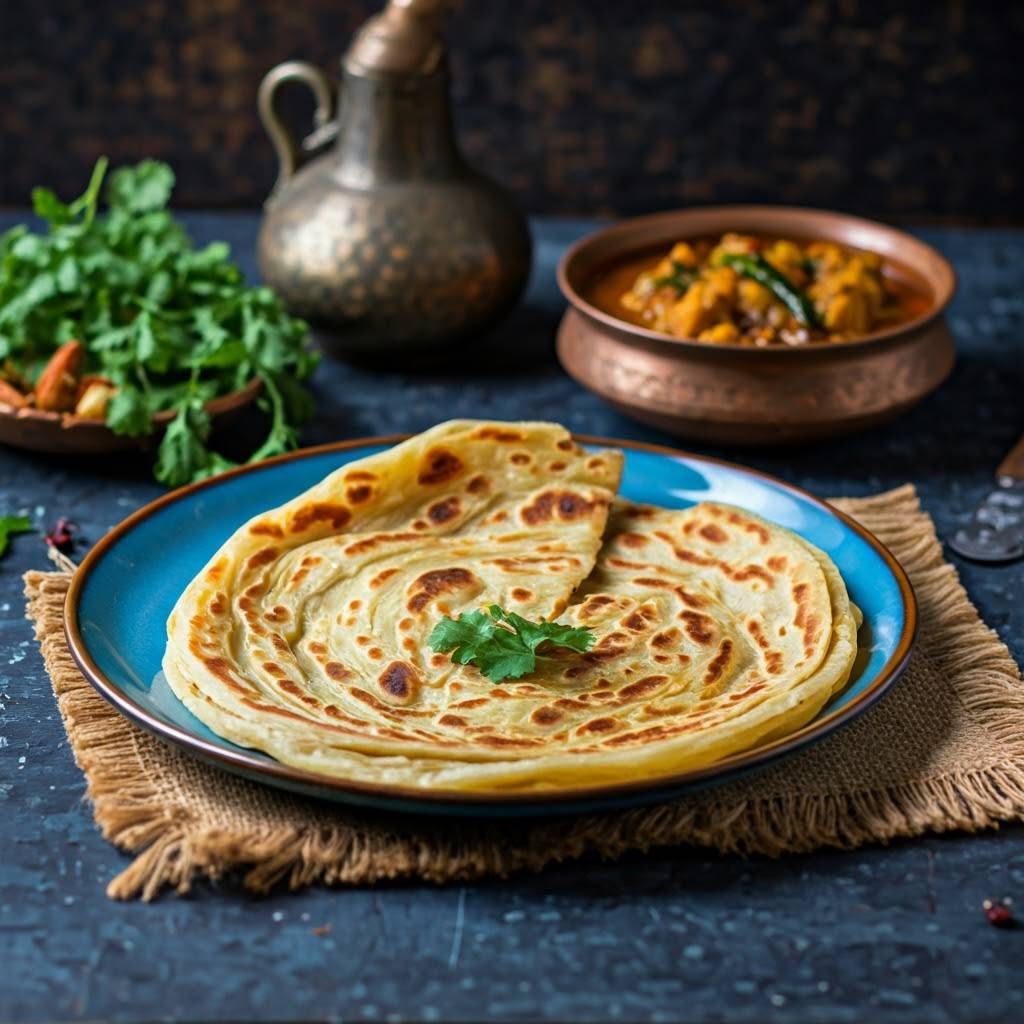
[556,204,957,355]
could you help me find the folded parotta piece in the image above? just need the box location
[163,419,623,763]
[164,420,858,792]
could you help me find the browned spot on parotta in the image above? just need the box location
[473,426,523,442]
[655,531,776,588]
[246,547,279,570]
[438,714,467,727]
[344,532,420,556]
[578,594,616,616]
[378,662,421,704]
[577,716,617,735]
[618,532,649,548]
[370,568,400,588]
[724,508,771,545]
[249,522,284,539]
[621,610,653,632]
[407,567,478,613]
[530,706,563,725]
[201,656,255,695]
[680,610,716,644]
[346,485,373,504]
[289,502,351,533]
[485,555,581,573]
[428,496,461,524]
[703,640,735,687]
[699,524,728,543]
[651,627,680,648]
[607,557,649,570]
[521,490,600,526]
[619,675,668,700]
[792,582,823,657]
[418,448,463,485]
[746,620,785,674]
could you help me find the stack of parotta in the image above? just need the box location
[164,420,859,792]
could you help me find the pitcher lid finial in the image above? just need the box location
[346,0,453,75]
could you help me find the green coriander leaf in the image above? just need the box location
[133,310,158,363]
[106,386,153,436]
[428,606,596,683]
[55,255,80,293]
[145,270,174,306]
[106,160,174,214]
[186,241,231,271]
[471,627,536,681]
[495,608,596,655]
[427,609,498,665]
[0,514,33,557]
[154,397,213,488]
[0,272,58,327]
[31,187,72,226]
[9,232,47,263]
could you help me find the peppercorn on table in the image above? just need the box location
[2,215,1022,1024]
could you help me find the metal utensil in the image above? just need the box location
[950,435,1024,563]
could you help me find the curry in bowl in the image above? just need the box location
[593,233,929,346]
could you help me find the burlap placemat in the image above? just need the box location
[23,485,1024,901]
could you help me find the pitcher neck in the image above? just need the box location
[329,62,465,187]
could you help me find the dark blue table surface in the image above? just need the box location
[1,214,1022,1024]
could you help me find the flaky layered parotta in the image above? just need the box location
[163,420,858,791]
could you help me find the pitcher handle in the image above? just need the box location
[258,60,336,204]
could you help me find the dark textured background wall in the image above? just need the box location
[1,0,1021,221]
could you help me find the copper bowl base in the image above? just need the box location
[558,307,955,446]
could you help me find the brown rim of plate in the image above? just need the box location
[557,204,957,354]
[63,433,918,810]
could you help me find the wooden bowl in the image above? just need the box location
[0,378,263,456]
[556,206,957,445]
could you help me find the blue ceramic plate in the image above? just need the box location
[65,436,916,817]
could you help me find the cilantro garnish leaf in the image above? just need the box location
[0,514,33,558]
[0,157,319,488]
[428,605,595,683]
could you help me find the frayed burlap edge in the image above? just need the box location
[24,485,1024,900]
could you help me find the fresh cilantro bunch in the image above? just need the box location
[428,605,595,682]
[0,157,318,486]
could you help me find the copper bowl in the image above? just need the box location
[556,206,957,444]
[0,377,263,456]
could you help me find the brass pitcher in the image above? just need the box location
[257,0,531,360]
